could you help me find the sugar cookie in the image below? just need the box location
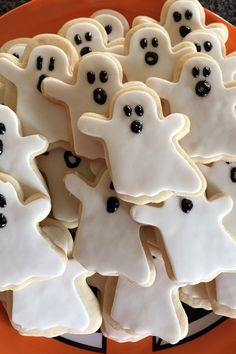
[147,54,236,163]
[180,284,212,310]
[0,34,78,144]
[78,85,205,204]
[64,169,154,286]
[131,193,236,284]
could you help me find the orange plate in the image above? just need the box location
[0,0,236,353]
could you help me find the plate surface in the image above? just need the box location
[0,0,236,353]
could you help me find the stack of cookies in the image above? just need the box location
[0,0,236,343]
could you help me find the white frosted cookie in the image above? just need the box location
[180,284,212,310]
[207,272,236,318]
[0,34,78,144]
[78,85,205,204]
[200,162,236,235]
[113,22,196,82]
[106,251,188,344]
[160,0,228,46]
[147,54,236,163]
[91,9,129,42]
[131,193,236,284]
[64,169,154,286]
[37,144,95,228]
[0,174,66,291]
[42,52,139,159]
[185,30,236,81]
[0,105,48,198]
[58,18,124,57]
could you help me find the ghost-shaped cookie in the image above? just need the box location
[58,18,124,57]
[0,174,66,291]
[78,86,205,204]
[160,0,228,46]
[1,38,29,61]
[64,169,154,286]
[185,30,236,81]
[106,251,188,344]
[131,193,236,284]
[37,144,95,228]
[200,161,236,235]
[113,22,196,82]
[10,230,102,337]
[91,9,130,42]
[0,105,48,198]
[147,54,236,162]
[43,52,139,159]
[0,34,78,144]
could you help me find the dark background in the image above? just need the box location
[0,0,236,25]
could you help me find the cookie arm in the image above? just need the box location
[163,113,189,139]
[207,24,228,43]
[25,195,51,222]
[131,205,159,227]
[0,56,23,84]
[146,77,173,101]
[23,135,48,156]
[78,113,109,140]
[64,172,92,202]
[42,77,71,104]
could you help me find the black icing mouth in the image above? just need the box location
[37,74,48,93]
[93,88,107,105]
[179,25,192,38]
[130,120,143,133]
[145,52,159,66]
[195,80,211,97]
[80,46,92,56]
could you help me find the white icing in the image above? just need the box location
[185,31,236,82]
[102,319,147,342]
[0,105,48,198]
[60,19,124,56]
[161,0,228,45]
[147,55,236,162]
[0,44,73,144]
[12,259,100,334]
[37,146,94,227]
[215,272,236,309]
[131,194,236,284]
[0,180,65,290]
[200,161,236,235]
[114,23,196,82]
[43,53,127,159]
[111,254,187,344]
[78,88,204,201]
[181,284,208,299]
[64,170,152,286]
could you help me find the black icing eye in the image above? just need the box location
[100,70,108,83]
[48,57,55,71]
[0,123,6,135]
[135,105,144,117]
[192,66,200,78]
[105,25,112,35]
[152,37,158,48]
[204,41,213,52]
[106,196,119,213]
[203,66,211,77]
[123,105,132,117]
[173,11,182,22]
[64,151,81,169]
[130,120,143,133]
[13,52,20,59]
[85,32,93,41]
[87,71,96,84]
[181,198,193,213]
[185,9,193,20]
[74,34,82,45]
[110,181,114,190]
[0,194,6,208]
[140,38,148,49]
[226,161,231,164]
[195,43,201,52]
[0,213,7,228]
[36,56,43,70]
[230,167,236,183]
